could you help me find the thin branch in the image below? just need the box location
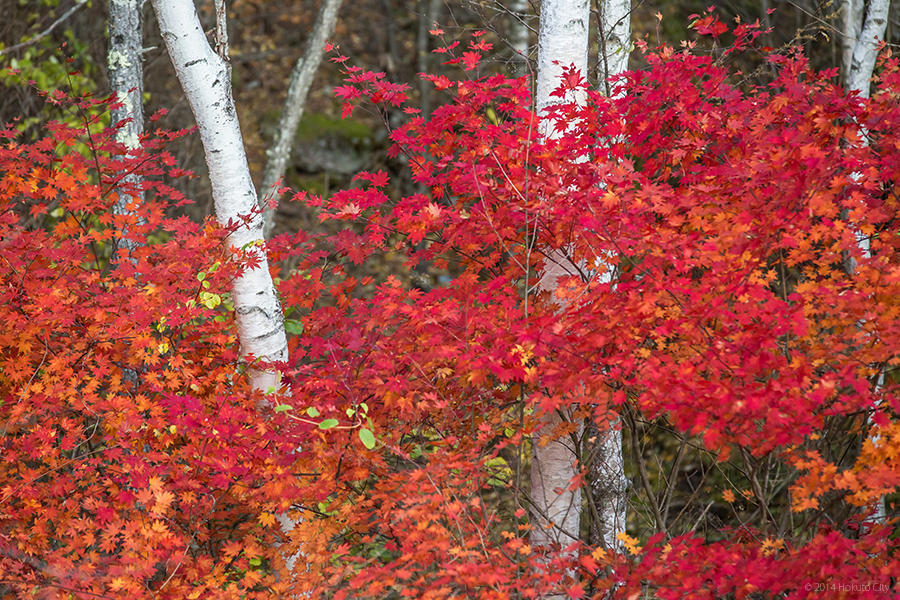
[0,0,88,57]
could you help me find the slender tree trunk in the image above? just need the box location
[841,0,890,526]
[259,0,344,239]
[844,0,890,98]
[585,415,626,550]
[596,0,629,96]
[108,0,144,258]
[530,0,589,577]
[151,0,288,395]
[534,0,588,127]
[585,0,630,553]
[842,0,866,86]
[509,0,531,74]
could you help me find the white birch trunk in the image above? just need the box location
[597,0,630,96]
[841,0,865,85]
[586,415,626,552]
[589,0,630,554]
[842,0,890,525]
[151,0,288,394]
[845,0,890,98]
[530,0,589,570]
[535,0,588,123]
[108,0,144,258]
[259,0,343,238]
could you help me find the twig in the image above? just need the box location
[0,0,88,57]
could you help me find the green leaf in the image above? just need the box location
[199,291,221,309]
[358,428,376,450]
[317,501,337,516]
[318,419,339,430]
[285,319,304,335]
[346,408,356,418]
[305,407,320,417]
[273,404,293,413]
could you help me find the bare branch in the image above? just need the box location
[0,0,88,57]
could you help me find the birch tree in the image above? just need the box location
[596,0,629,97]
[259,0,344,239]
[841,0,890,525]
[150,0,288,394]
[108,0,144,258]
[843,0,890,98]
[530,0,632,566]
[585,0,630,553]
[530,0,589,566]
[841,0,865,85]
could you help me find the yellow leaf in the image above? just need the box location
[258,511,277,527]
[153,489,175,515]
[616,531,642,555]
[109,577,128,592]
[591,545,609,562]
[761,537,785,556]
[150,520,169,534]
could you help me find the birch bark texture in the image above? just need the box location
[597,0,630,96]
[530,0,589,561]
[259,0,343,239]
[108,0,144,257]
[588,0,630,553]
[840,0,890,525]
[841,0,865,85]
[151,0,288,394]
[843,0,890,98]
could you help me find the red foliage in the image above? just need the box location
[2,22,898,600]
[0,92,302,598]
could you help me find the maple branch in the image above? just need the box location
[624,407,664,533]
[471,162,526,273]
[156,493,221,593]
[0,544,111,599]
[0,444,119,505]
[740,447,777,530]
[660,436,687,526]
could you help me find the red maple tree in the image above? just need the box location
[1,17,897,599]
